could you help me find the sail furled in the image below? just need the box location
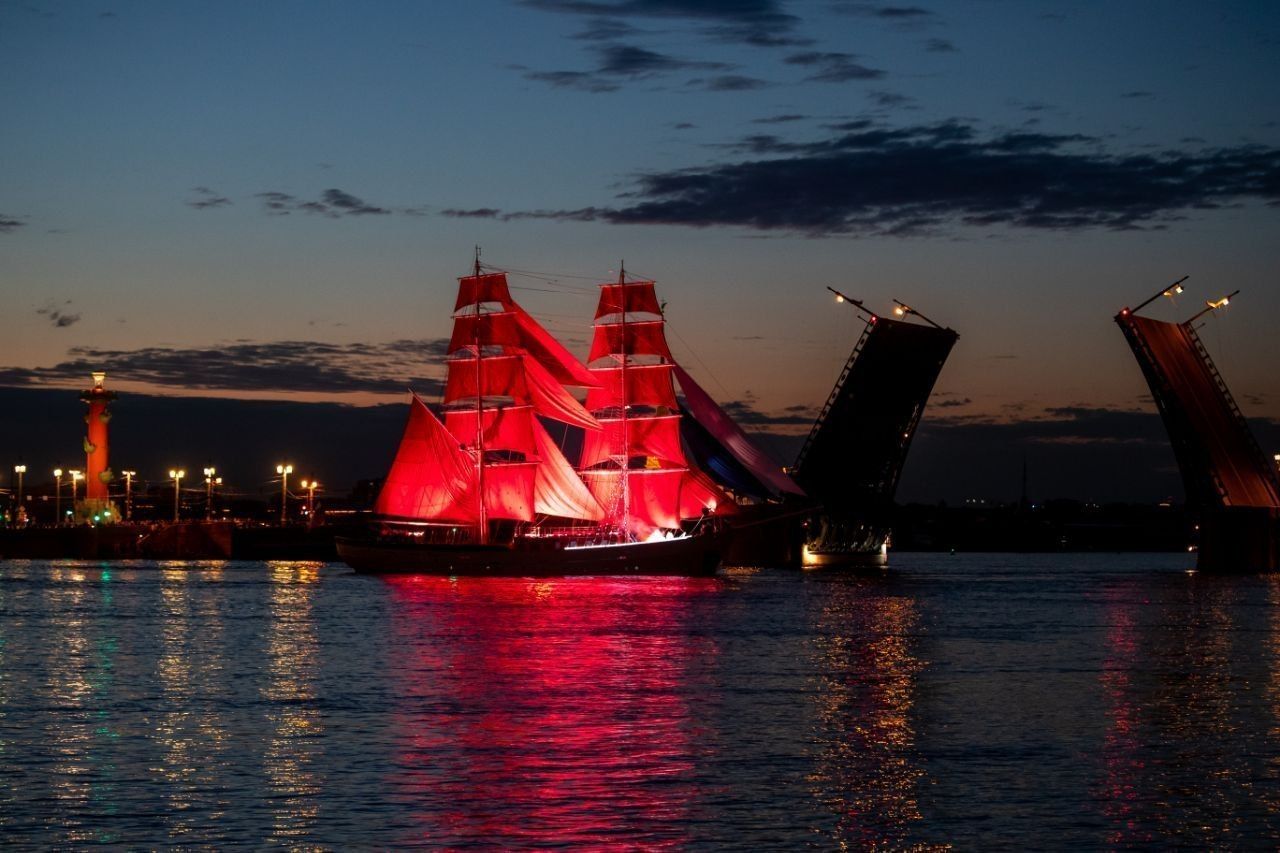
[580,274,731,538]
[672,365,805,497]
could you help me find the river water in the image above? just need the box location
[2,553,1279,849]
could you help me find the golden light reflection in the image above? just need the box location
[263,561,323,845]
[155,565,230,843]
[806,579,937,850]
[44,565,94,843]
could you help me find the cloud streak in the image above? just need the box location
[252,188,391,217]
[460,119,1280,236]
[36,300,80,328]
[0,339,450,396]
[520,0,805,46]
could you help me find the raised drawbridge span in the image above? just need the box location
[792,292,958,562]
[1116,282,1279,570]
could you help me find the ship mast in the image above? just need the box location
[618,263,631,542]
[473,247,488,544]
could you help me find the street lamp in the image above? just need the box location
[276,464,293,525]
[53,468,63,523]
[169,469,185,522]
[203,467,222,520]
[12,465,25,526]
[70,470,83,513]
[122,470,136,521]
[300,479,319,521]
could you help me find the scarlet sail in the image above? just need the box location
[376,267,603,535]
[580,274,731,539]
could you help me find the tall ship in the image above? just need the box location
[336,259,731,575]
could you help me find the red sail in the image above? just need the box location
[532,421,605,521]
[446,355,598,430]
[595,281,663,319]
[588,321,674,363]
[511,306,598,387]
[444,354,526,403]
[374,395,478,522]
[448,311,523,354]
[522,356,600,431]
[673,365,805,497]
[444,405,537,456]
[579,415,686,470]
[482,461,538,522]
[581,469,681,532]
[585,364,679,412]
[679,469,734,518]
[455,273,513,313]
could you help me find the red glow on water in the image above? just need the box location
[382,576,721,848]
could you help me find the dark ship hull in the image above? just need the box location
[336,529,728,577]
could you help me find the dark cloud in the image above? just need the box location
[844,4,934,19]
[785,51,885,82]
[0,339,449,396]
[0,214,25,233]
[518,42,730,92]
[321,188,389,215]
[519,0,803,45]
[752,113,808,124]
[186,186,232,210]
[718,399,815,426]
[672,121,696,129]
[253,188,391,217]
[1121,90,1155,99]
[868,90,915,108]
[932,397,971,408]
[571,16,640,40]
[479,119,1280,236]
[521,68,622,92]
[36,300,80,328]
[596,43,729,75]
[924,37,955,52]
[696,74,770,91]
[441,207,503,219]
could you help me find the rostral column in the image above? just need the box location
[80,371,118,519]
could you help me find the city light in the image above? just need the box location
[203,466,222,520]
[12,465,26,525]
[54,468,63,524]
[277,463,293,525]
[169,469,185,522]
[300,479,319,519]
[122,470,136,521]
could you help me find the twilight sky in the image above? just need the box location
[2,0,1279,501]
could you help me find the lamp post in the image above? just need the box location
[53,468,63,524]
[169,469,185,522]
[70,470,83,517]
[12,465,25,526]
[203,467,222,520]
[300,479,318,521]
[122,470,136,521]
[276,464,293,525]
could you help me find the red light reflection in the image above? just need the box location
[382,576,720,848]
